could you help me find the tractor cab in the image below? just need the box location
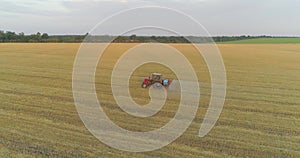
[151,73,162,82]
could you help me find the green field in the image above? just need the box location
[0,43,300,157]
[219,38,300,44]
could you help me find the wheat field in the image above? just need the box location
[0,43,299,157]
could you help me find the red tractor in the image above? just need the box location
[141,73,171,89]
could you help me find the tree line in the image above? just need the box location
[0,30,274,43]
[0,31,87,43]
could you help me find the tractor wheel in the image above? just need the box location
[141,83,147,88]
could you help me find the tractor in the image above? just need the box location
[141,73,171,89]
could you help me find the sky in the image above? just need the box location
[0,0,299,36]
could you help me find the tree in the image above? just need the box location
[36,32,41,41]
[130,34,137,42]
[0,30,4,42]
[41,33,49,40]
[5,31,17,41]
[18,32,26,42]
[36,32,41,37]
